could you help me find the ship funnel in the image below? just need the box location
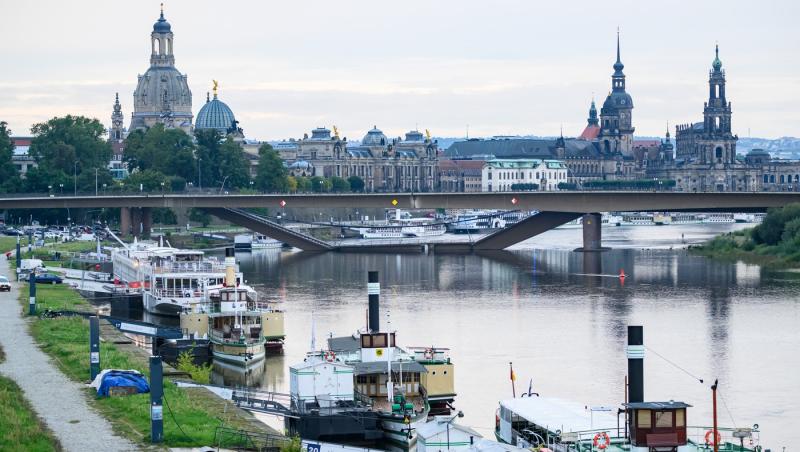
[627,325,644,404]
[224,247,236,287]
[368,271,380,332]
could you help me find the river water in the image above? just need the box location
[212,224,798,448]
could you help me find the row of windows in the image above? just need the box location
[487,171,566,181]
[765,174,800,184]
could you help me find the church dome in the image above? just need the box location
[196,93,236,133]
[362,126,387,147]
[153,11,171,33]
[603,91,634,110]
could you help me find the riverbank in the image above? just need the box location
[16,282,280,448]
[691,204,800,268]
[0,343,63,451]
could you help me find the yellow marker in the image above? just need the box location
[391,199,398,206]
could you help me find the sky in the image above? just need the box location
[1,0,798,141]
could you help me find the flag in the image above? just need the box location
[510,366,516,382]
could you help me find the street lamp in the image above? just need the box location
[59,183,63,195]
[219,176,229,194]
[95,168,99,196]
[102,183,107,196]
[444,411,465,450]
[197,158,202,190]
[160,181,165,195]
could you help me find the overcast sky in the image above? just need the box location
[2,0,798,141]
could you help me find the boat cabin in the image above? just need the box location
[624,401,690,449]
[496,397,620,449]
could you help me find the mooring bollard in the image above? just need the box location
[28,272,36,315]
[89,316,100,380]
[149,356,163,443]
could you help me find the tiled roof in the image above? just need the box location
[579,125,600,140]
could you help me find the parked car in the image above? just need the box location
[0,276,10,292]
[34,273,63,284]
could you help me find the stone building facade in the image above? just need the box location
[481,159,568,192]
[281,126,438,192]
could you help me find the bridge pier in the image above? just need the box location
[576,213,608,252]
[141,208,153,239]
[120,207,132,238]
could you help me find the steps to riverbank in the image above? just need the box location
[0,255,138,451]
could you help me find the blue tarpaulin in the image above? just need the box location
[96,370,150,396]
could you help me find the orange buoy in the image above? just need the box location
[619,269,626,278]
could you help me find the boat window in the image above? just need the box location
[675,409,685,427]
[637,409,652,428]
[390,333,396,347]
[239,291,246,301]
[369,375,377,384]
[655,411,673,428]
[356,375,367,383]
[361,335,372,348]
[373,334,387,348]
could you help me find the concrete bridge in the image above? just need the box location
[1,191,796,251]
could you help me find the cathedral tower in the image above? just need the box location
[110,93,124,141]
[598,31,635,157]
[699,45,736,166]
[130,5,193,132]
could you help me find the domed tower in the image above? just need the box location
[110,93,125,141]
[195,81,241,137]
[598,31,635,157]
[130,5,193,132]
[700,45,736,166]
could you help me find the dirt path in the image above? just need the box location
[0,256,138,452]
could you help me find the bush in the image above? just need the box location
[510,183,539,191]
[176,351,211,384]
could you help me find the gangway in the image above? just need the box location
[39,310,184,339]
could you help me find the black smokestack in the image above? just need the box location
[368,271,380,333]
[627,325,644,403]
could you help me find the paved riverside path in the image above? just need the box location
[0,256,137,451]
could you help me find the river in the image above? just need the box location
[206,223,798,447]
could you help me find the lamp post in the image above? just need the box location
[197,158,202,190]
[48,185,52,196]
[444,411,465,450]
[59,183,63,195]
[219,176,229,194]
[95,168,99,196]
[102,183,107,196]
[160,182,165,195]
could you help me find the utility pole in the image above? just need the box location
[95,168,98,196]
[74,161,79,196]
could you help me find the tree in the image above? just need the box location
[295,176,312,193]
[255,143,289,192]
[189,208,212,227]
[347,175,365,192]
[217,138,251,190]
[123,169,168,192]
[286,175,298,193]
[0,121,20,193]
[123,124,196,181]
[330,176,350,193]
[29,115,112,176]
[309,176,331,192]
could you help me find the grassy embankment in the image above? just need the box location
[693,203,800,267]
[0,344,63,451]
[19,284,274,448]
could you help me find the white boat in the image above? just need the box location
[670,213,702,224]
[111,240,255,316]
[234,234,283,251]
[653,213,672,225]
[446,210,531,234]
[621,213,654,226]
[733,213,757,223]
[356,210,446,239]
[702,213,735,223]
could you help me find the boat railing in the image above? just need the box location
[152,262,228,274]
[353,388,374,407]
[407,346,451,363]
[685,425,760,450]
[150,288,203,299]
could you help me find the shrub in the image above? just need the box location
[176,351,211,384]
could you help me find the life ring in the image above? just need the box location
[705,430,722,446]
[593,432,610,450]
[424,348,434,360]
[324,351,336,362]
